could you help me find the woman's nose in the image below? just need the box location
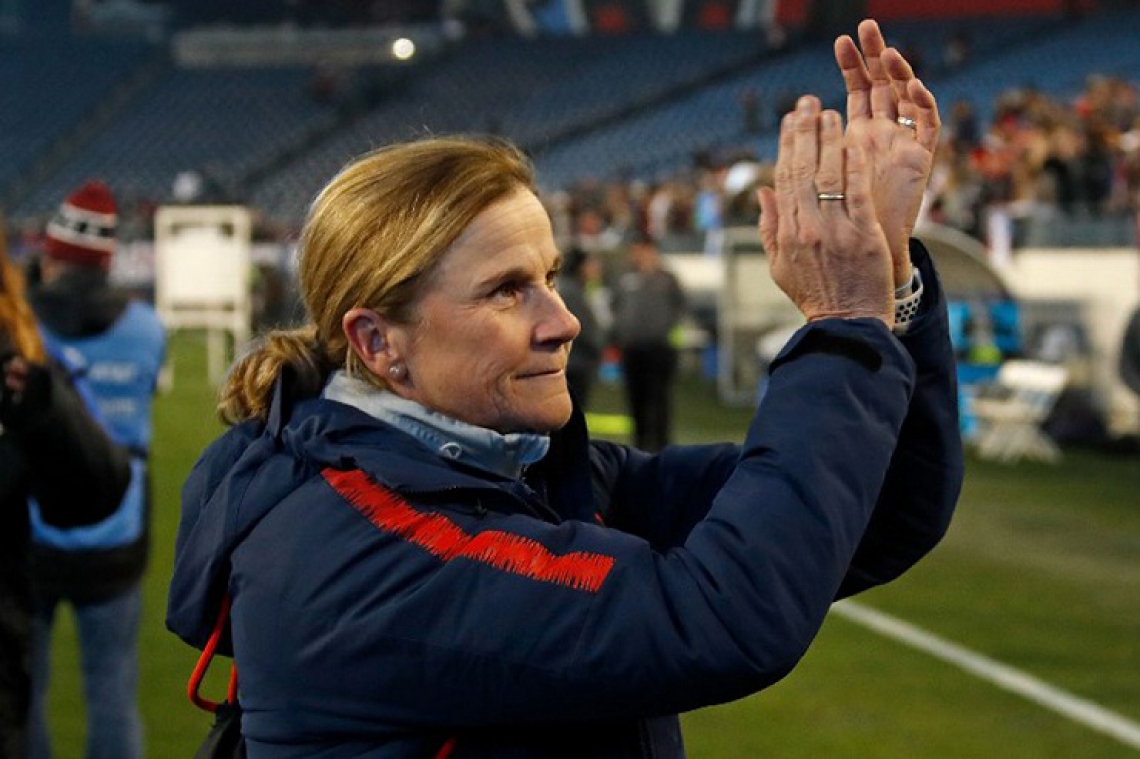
[536,290,580,345]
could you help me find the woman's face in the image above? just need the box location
[393,188,580,434]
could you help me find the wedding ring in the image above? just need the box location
[817,192,846,201]
[896,116,918,130]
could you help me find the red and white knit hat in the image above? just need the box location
[43,180,118,268]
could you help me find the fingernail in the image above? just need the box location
[797,96,812,111]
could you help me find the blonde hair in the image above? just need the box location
[0,223,47,364]
[217,135,536,424]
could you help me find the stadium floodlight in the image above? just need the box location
[391,37,416,61]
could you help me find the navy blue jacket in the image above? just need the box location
[168,245,961,758]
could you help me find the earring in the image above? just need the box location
[388,364,405,380]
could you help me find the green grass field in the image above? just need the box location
[39,332,1140,757]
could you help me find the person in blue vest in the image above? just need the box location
[25,180,166,759]
[168,21,960,758]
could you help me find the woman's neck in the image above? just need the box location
[322,371,549,479]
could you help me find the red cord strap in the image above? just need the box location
[435,737,457,759]
[187,593,239,713]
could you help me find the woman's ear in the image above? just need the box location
[342,308,396,378]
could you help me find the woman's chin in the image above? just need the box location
[518,391,574,434]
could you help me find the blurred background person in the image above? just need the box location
[24,181,166,759]
[1121,304,1140,405]
[557,246,606,410]
[611,232,687,451]
[0,230,130,759]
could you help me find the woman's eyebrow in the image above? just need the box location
[473,263,552,290]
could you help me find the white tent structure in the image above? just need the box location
[673,223,1016,405]
[154,205,253,386]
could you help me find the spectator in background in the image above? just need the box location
[693,169,724,234]
[897,40,925,78]
[611,232,686,451]
[644,178,697,244]
[739,86,762,134]
[943,28,972,73]
[25,181,166,759]
[975,113,1022,267]
[1041,121,1086,215]
[0,231,130,759]
[1123,115,1140,233]
[1080,117,1116,214]
[573,206,624,255]
[557,247,606,410]
[947,99,981,151]
[1121,305,1140,401]
[544,189,576,252]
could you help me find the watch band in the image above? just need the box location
[893,267,923,335]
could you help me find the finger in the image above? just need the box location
[881,47,915,121]
[856,19,895,120]
[792,96,822,213]
[816,110,846,217]
[757,187,779,260]
[793,97,827,254]
[907,77,941,153]
[834,34,871,122]
[773,111,799,253]
[843,144,876,230]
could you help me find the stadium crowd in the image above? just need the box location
[4,67,1136,272]
[547,72,1140,264]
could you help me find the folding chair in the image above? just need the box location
[970,359,1069,463]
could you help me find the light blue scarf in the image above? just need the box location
[323,371,550,479]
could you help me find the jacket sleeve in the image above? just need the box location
[837,240,964,596]
[1,359,130,527]
[600,241,962,596]
[240,318,922,736]
[592,440,739,548]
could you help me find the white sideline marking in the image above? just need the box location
[832,600,1140,750]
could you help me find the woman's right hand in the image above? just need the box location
[757,96,894,328]
[3,354,28,399]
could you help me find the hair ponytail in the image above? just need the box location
[216,326,331,425]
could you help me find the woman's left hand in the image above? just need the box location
[757,97,894,328]
[835,19,941,287]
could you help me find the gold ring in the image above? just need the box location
[817,192,846,201]
[896,116,918,130]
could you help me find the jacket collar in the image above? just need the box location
[322,371,550,480]
[263,367,597,520]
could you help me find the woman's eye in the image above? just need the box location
[491,281,520,300]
